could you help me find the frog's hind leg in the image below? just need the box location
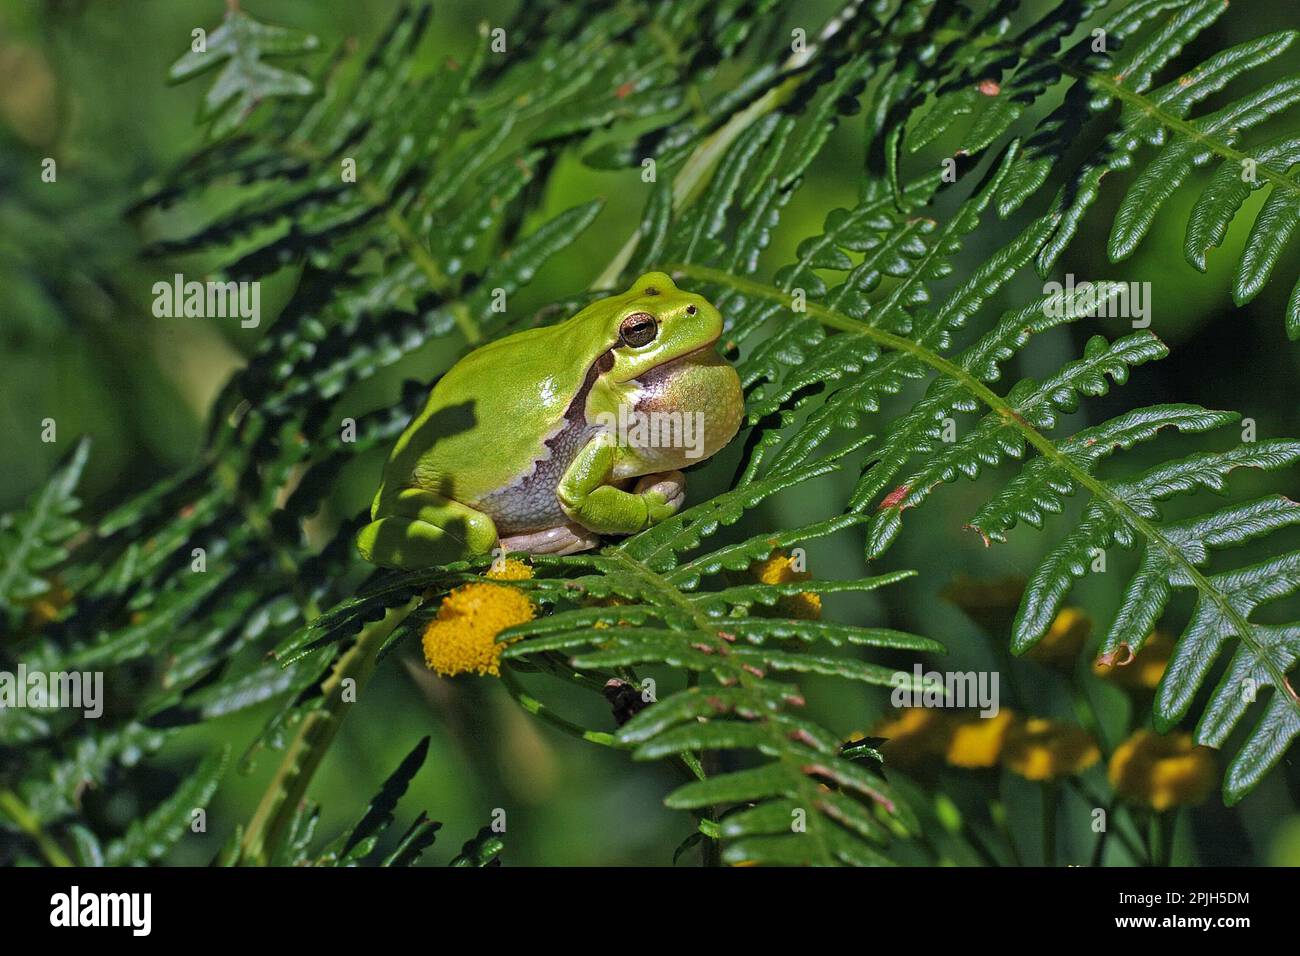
[356,488,497,569]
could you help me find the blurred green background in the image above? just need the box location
[2,0,1298,865]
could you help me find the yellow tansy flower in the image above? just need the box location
[1025,607,1091,670]
[946,710,1017,768]
[750,551,821,620]
[871,708,953,768]
[1093,631,1174,691]
[421,581,535,678]
[486,558,534,581]
[1002,718,1100,781]
[1108,730,1217,811]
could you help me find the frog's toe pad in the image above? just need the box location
[500,522,602,556]
[634,470,686,512]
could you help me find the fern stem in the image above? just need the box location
[598,548,739,861]
[1070,66,1300,203]
[500,666,621,747]
[1066,778,1149,864]
[601,547,864,866]
[1149,810,1177,867]
[0,788,73,867]
[670,263,1300,731]
[1089,799,1114,867]
[989,796,1023,867]
[239,597,418,865]
[502,658,712,825]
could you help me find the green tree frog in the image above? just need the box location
[356,272,744,567]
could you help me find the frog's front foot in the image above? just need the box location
[499,522,602,556]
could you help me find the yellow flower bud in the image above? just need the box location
[421,581,535,678]
[750,551,821,620]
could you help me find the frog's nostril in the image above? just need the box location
[686,305,697,315]
[644,287,659,296]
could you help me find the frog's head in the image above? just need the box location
[586,272,744,477]
[598,271,723,384]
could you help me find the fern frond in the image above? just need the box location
[0,437,89,626]
[315,736,430,865]
[448,826,505,867]
[1005,2,1299,334]
[497,456,938,865]
[691,263,1300,802]
[104,746,228,865]
[13,0,1298,868]
[876,0,1300,336]
[673,143,1030,487]
[167,5,320,139]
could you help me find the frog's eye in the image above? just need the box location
[619,312,658,348]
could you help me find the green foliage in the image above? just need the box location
[502,462,935,866]
[0,437,88,627]
[897,0,1300,333]
[4,0,1298,868]
[168,5,321,139]
[104,745,229,865]
[267,736,500,867]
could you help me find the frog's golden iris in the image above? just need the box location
[357,272,744,567]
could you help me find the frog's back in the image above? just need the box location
[374,316,605,514]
